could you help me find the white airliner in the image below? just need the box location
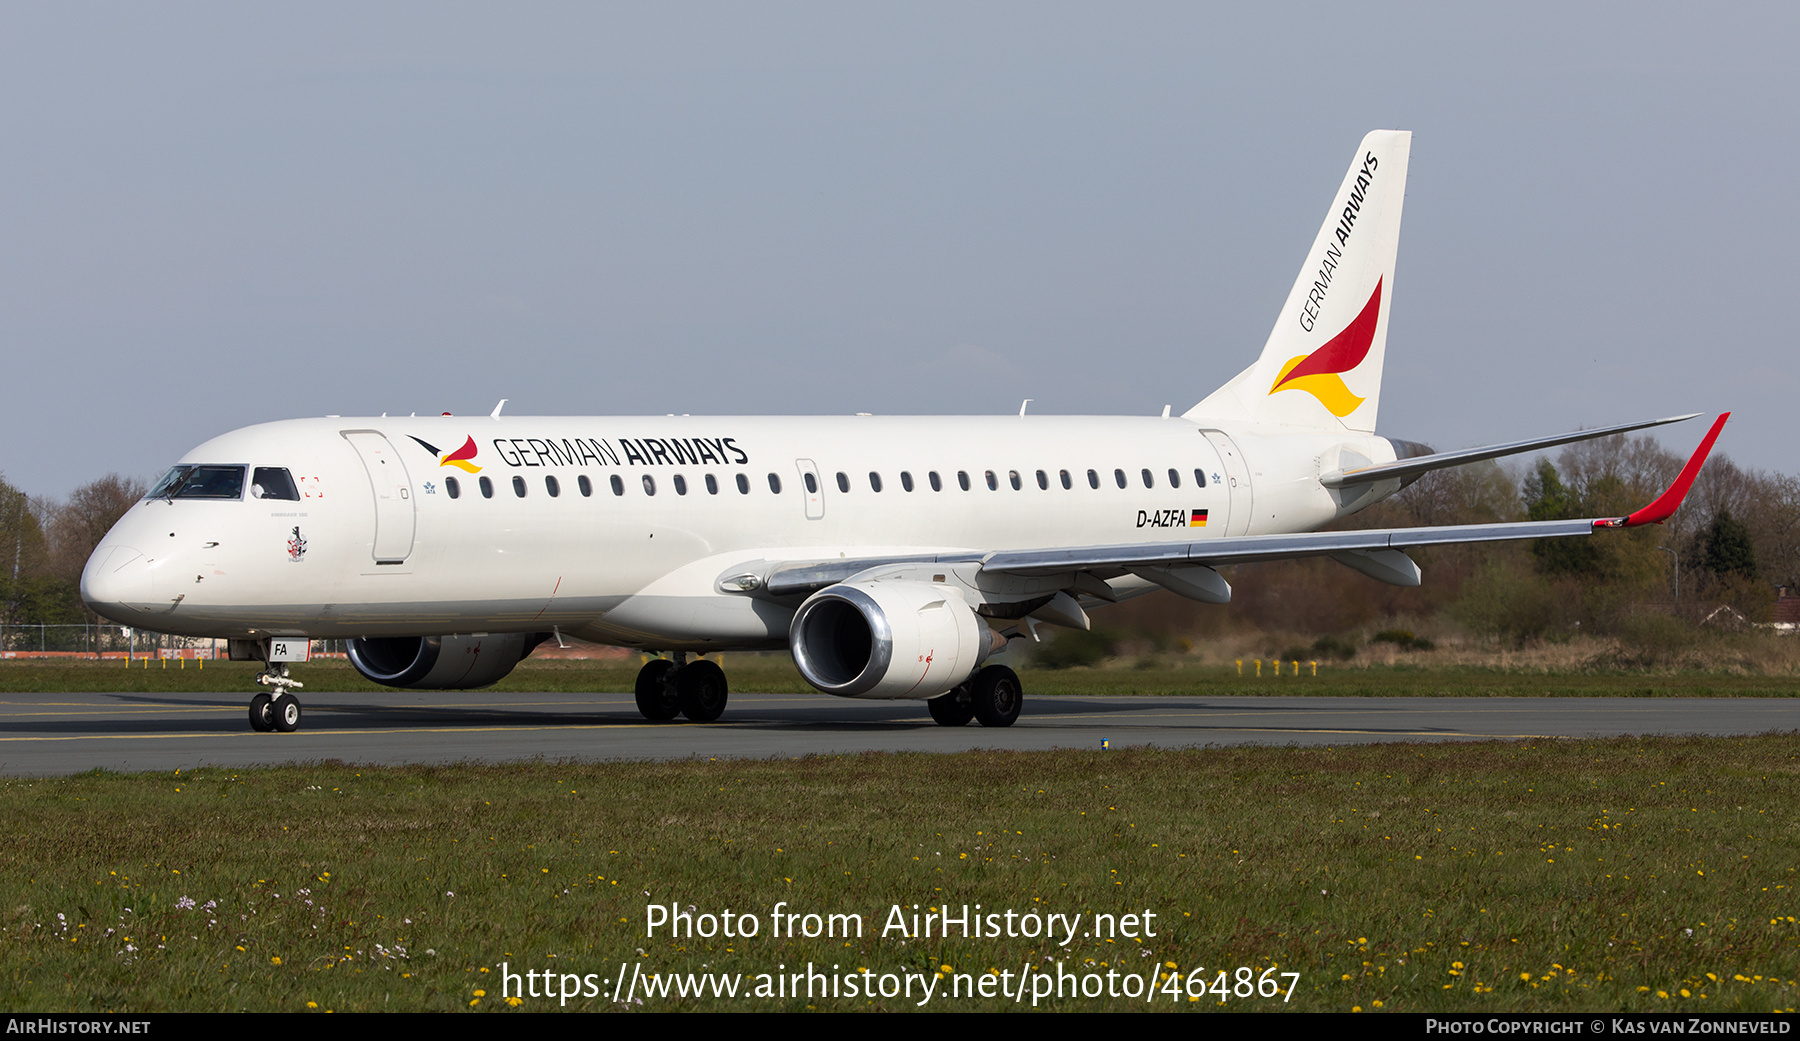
[81,130,1727,733]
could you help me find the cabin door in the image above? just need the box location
[1200,430,1255,537]
[342,431,417,563]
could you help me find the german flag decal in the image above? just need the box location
[1269,278,1382,417]
[1191,509,1208,527]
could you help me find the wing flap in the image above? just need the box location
[981,520,1597,576]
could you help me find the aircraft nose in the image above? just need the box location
[81,545,154,617]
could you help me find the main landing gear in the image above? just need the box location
[929,664,1022,728]
[249,662,305,733]
[634,652,729,723]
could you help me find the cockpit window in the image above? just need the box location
[250,467,301,501]
[147,466,193,499]
[146,465,247,500]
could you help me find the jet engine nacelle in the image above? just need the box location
[789,580,995,699]
[347,632,547,690]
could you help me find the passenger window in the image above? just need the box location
[1060,469,1072,490]
[446,476,461,499]
[250,467,301,501]
[1195,468,1206,488]
[1035,470,1048,490]
[836,472,850,493]
[578,475,593,497]
[1008,470,1021,491]
[546,475,560,497]
[1168,468,1180,489]
[1141,468,1154,489]
[513,476,528,497]
[674,475,688,496]
[611,475,625,496]
[480,476,495,498]
[737,473,751,494]
[929,471,942,491]
[957,471,970,491]
[985,471,998,491]
[705,474,719,495]
[1087,469,1099,489]
[869,472,883,493]
[901,471,914,492]
[804,472,818,494]
[1114,469,1127,489]
[642,475,657,496]
[768,473,782,494]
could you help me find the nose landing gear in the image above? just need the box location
[633,652,730,723]
[248,659,306,733]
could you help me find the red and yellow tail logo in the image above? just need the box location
[440,436,482,473]
[1269,279,1382,417]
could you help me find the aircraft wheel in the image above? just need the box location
[634,659,681,721]
[971,665,1022,728]
[928,686,975,726]
[249,693,275,732]
[677,660,729,723]
[272,693,302,733]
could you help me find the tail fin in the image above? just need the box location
[1187,129,1411,434]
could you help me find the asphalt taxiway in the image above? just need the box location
[0,689,1796,775]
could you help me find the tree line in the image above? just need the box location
[0,474,144,627]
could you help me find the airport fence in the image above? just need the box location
[0,624,347,660]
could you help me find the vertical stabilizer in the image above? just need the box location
[1187,130,1411,433]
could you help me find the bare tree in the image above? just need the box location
[47,474,146,586]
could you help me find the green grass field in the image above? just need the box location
[1,657,1796,1012]
[3,738,1798,1012]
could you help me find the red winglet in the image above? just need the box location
[1594,412,1729,529]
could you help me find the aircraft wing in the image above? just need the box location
[747,413,1727,599]
[986,412,1727,581]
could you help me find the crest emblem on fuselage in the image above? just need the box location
[287,526,307,561]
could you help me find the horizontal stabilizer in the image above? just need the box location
[1322,413,1700,488]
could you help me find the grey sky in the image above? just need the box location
[2,3,1792,498]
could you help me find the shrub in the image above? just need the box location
[1372,628,1435,651]
[1281,635,1358,661]
[1033,628,1119,669]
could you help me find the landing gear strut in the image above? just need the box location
[249,659,306,733]
[930,664,1022,728]
[633,652,730,723]
[928,685,975,726]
